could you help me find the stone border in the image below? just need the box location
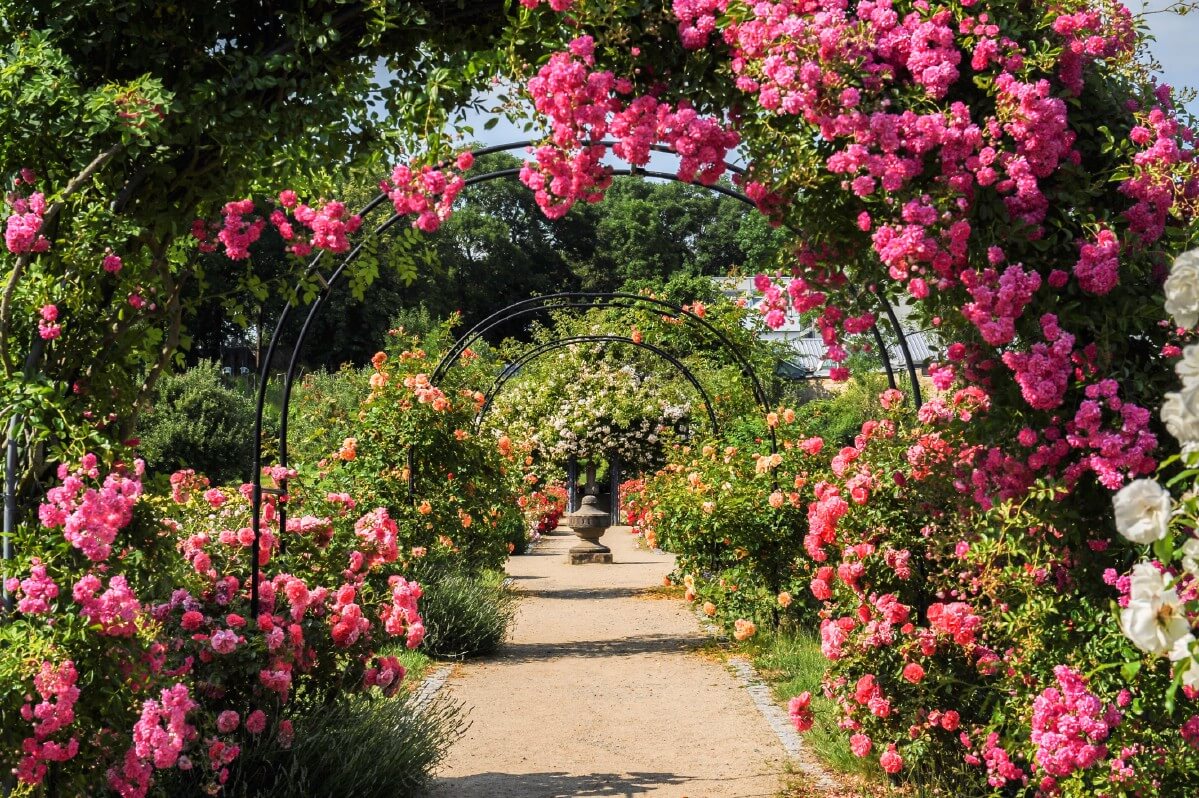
[727,656,842,794]
[412,664,454,710]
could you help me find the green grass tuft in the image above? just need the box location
[747,630,876,780]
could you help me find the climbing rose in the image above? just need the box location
[245,710,267,735]
[733,618,757,641]
[850,734,872,758]
[788,692,814,732]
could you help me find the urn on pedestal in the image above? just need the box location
[563,494,612,564]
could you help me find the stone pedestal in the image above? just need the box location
[564,495,612,565]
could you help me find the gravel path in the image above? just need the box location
[426,525,788,798]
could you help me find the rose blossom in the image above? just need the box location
[1119,563,1193,658]
[1161,386,1199,447]
[1112,479,1172,544]
[1165,249,1199,329]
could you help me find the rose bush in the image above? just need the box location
[305,327,529,578]
[2,453,428,796]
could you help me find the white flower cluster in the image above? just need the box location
[1113,250,1199,688]
[486,355,693,473]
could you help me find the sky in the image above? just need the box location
[446,2,1199,156]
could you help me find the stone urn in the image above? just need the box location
[564,495,612,564]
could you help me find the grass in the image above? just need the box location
[375,643,436,684]
[743,631,878,783]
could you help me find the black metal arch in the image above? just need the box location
[248,138,925,614]
[433,291,774,411]
[473,334,721,435]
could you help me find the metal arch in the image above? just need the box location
[432,292,774,412]
[247,137,923,614]
[876,294,923,409]
[473,335,721,435]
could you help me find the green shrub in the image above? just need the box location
[419,571,517,660]
[137,362,260,484]
[286,365,370,464]
[170,690,462,798]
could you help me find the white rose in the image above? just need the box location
[1181,537,1199,576]
[1112,479,1172,544]
[1177,344,1199,389]
[1165,249,1199,330]
[1120,562,1193,657]
[1161,386,1199,445]
[1181,653,1199,690]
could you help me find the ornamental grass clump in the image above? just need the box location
[164,691,463,798]
[417,571,519,660]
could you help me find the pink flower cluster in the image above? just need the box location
[1061,379,1156,490]
[329,583,370,647]
[381,575,425,649]
[39,454,144,561]
[352,507,400,570]
[1030,665,1120,779]
[6,556,59,614]
[109,683,200,797]
[1001,314,1076,411]
[169,468,210,503]
[1051,5,1136,96]
[193,193,363,260]
[16,660,81,785]
[788,691,814,731]
[1120,103,1198,245]
[521,36,738,217]
[4,189,49,254]
[37,303,61,340]
[519,0,574,9]
[273,192,363,256]
[73,573,142,636]
[926,601,981,647]
[363,653,407,697]
[1073,228,1120,295]
[382,156,470,233]
[805,481,848,562]
[960,264,1041,346]
[673,0,729,50]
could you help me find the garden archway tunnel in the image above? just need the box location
[247,139,925,614]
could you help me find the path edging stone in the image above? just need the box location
[727,656,842,794]
[412,664,454,709]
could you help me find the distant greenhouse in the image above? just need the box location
[713,277,937,380]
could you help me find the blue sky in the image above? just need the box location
[449,3,1199,153]
[1142,1,1199,113]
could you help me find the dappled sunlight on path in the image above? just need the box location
[425,527,788,798]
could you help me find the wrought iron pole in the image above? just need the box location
[2,415,18,614]
[567,457,579,513]
[609,454,621,526]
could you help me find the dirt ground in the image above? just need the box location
[425,526,789,798]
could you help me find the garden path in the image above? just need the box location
[425,525,790,798]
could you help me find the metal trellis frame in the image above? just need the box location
[246,138,924,615]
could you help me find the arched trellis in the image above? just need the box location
[472,334,722,434]
[248,138,925,614]
[435,292,771,403]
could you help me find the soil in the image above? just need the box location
[425,525,790,798]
